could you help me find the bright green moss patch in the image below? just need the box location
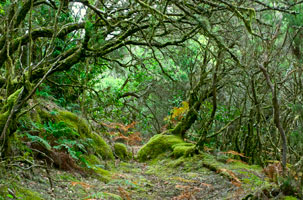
[35,104,114,161]
[83,154,102,166]
[90,132,114,160]
[229,160,262,171]
[55,110,114,160]
[0,183,43,200]
[1,88,22,112]
[284,196,298,200]
[172,143,195,158]
[137,134,184,161]
[81,154,112,182]
[56,110,90,137]
[114,143,132,160]
[94,167,112,183]
[15,186,44,200]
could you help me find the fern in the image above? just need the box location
[43,121,79,138]
[26,133,52,150]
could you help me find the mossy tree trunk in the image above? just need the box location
[170,50,223,140]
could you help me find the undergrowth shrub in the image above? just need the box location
[19,120,92,163]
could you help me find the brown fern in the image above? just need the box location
[118,187,131,200]
[263,162,282,183]
[103,121,142,146]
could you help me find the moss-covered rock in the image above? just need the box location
[54,110,114,160]
[56,110,91,137]
[36,106,114,160]
[114,143,132,160]
[89,132,114,160]
[137,134,185,161]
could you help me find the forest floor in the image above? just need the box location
[0,148,282,200]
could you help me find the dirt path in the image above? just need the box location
[105,160,239,200]
[38,154,269,200]
[1,151,274,200]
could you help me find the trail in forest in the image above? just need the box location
[18,153,240,200]
[2,146,273,200]
[105,160,239,200]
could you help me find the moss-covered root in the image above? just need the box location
[137,134,196,161]
[114,143,132,161]
[172,143,195,158]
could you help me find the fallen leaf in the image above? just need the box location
[200,182,212,188]
[70,181,92,189]
[226,158,247,164]
[220,150,248,158]
[217,168,241,185]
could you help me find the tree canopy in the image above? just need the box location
[1,0,303,198]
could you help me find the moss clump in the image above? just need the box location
[283,196,298,200]
[83,154,102,166]
[137,134,184,161]
[94,167,111,183]
[56,110,90,137]
[81,154,111,182]
[114,143,132,160]
[55,110,114,160]
[0,184,43,200]
[172,143,195,158]
[90,132,114,160]
[15,186,44,200]
[37,106,114,160]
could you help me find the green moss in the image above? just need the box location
[15,186,43,200]
[229,160,262,171]
[83,154,102,166]
[1,88,22,112]
[114,143,132,160]
[36,107,53,122]
[172,143,195,158]
[90,132,114,160]
[56,110,90,137]
[0,111,9,130]
[0,183,43,200]
[137,134,184,161]
[283,196,298,200]
[55,110,114,160]
[36,106,114,160]
[94,167,111,183]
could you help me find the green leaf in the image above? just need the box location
[26,133,52,150]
